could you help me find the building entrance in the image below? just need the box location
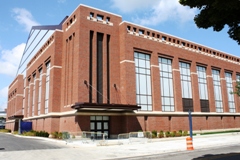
[90,116,109,138]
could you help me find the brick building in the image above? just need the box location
[6,4,240,138]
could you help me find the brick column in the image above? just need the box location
[220,70,229,112]
[29,78,33,117]
[151,53,161,111]
[24,86,29,117]
[34,72,40,116]
[41,65,47,114]
[172,58,182,111]
[206,67,215,112]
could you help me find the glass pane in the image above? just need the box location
[140,96,147,104]
[147,96,152,104]
[146,76,151,94]
[96,116,102,120]
[97,122,102,129]
[139,59,145,68]
[140,75,147,94]
[90,122,95,130]
[104,122,108,129]
[103,116,109,120]
[90,116,95,120]
[141,105,147,110]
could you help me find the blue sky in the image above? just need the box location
[0,0,239,111]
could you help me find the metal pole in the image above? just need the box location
[188,109,193,138]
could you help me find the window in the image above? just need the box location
[179,62,193,111]
[106,17,110,22]
[225,72,235,113]
[45,62,50,114]
[32,74,36,116]
[197,66,209,112]
[97,15,103,21]
[38,68,42,115]
[135,52,152,111]
[159,57,174,112]
[236,75,240,95]
[139,29,144,35]
[180,62,192,98]
[90,12,94,18]
[212,69,223,112]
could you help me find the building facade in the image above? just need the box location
[6,4,240,138]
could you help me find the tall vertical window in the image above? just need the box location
[32,74,36,116]
[236,75,240,96]
[45,61,50,114]
[237,75,240,82]
[135,52,152,111]
[27,78,31,117]
[22,78,26,115]
[212,69,223,112]
[179,62,193,111]
[197,66,209,112]
[159,57,174,111]
[38,68,42,115]
[225,72,235,113]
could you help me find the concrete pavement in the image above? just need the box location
[0,132,240,160]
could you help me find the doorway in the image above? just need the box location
[90,116,109,138]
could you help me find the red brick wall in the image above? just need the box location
[5,4,240,135]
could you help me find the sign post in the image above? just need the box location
[188,109,193,139]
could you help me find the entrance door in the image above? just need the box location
[90,116,109,139]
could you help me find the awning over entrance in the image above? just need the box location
[8,115,24,120]
[71,102,141,112]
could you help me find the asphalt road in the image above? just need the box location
[117,144,240,160]
[0,133,68,151]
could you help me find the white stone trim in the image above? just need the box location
[120,60,135,64]
[151,65,159,68]
[50,65,62,70]
[127,111,240,116]
[23,110,77,120]
[172,69,180,72]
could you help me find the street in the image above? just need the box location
[0,133,68,151]
[116,144,240,160]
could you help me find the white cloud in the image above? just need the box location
[57,0,66,3]
[0,43,25,77]
[111,0,197,26]
[111,0,159,13]
[0,86,8,111]
[12,8,40,32]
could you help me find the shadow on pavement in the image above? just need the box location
[193,152,240,160]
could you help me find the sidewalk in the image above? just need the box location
[1,132,240,160]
